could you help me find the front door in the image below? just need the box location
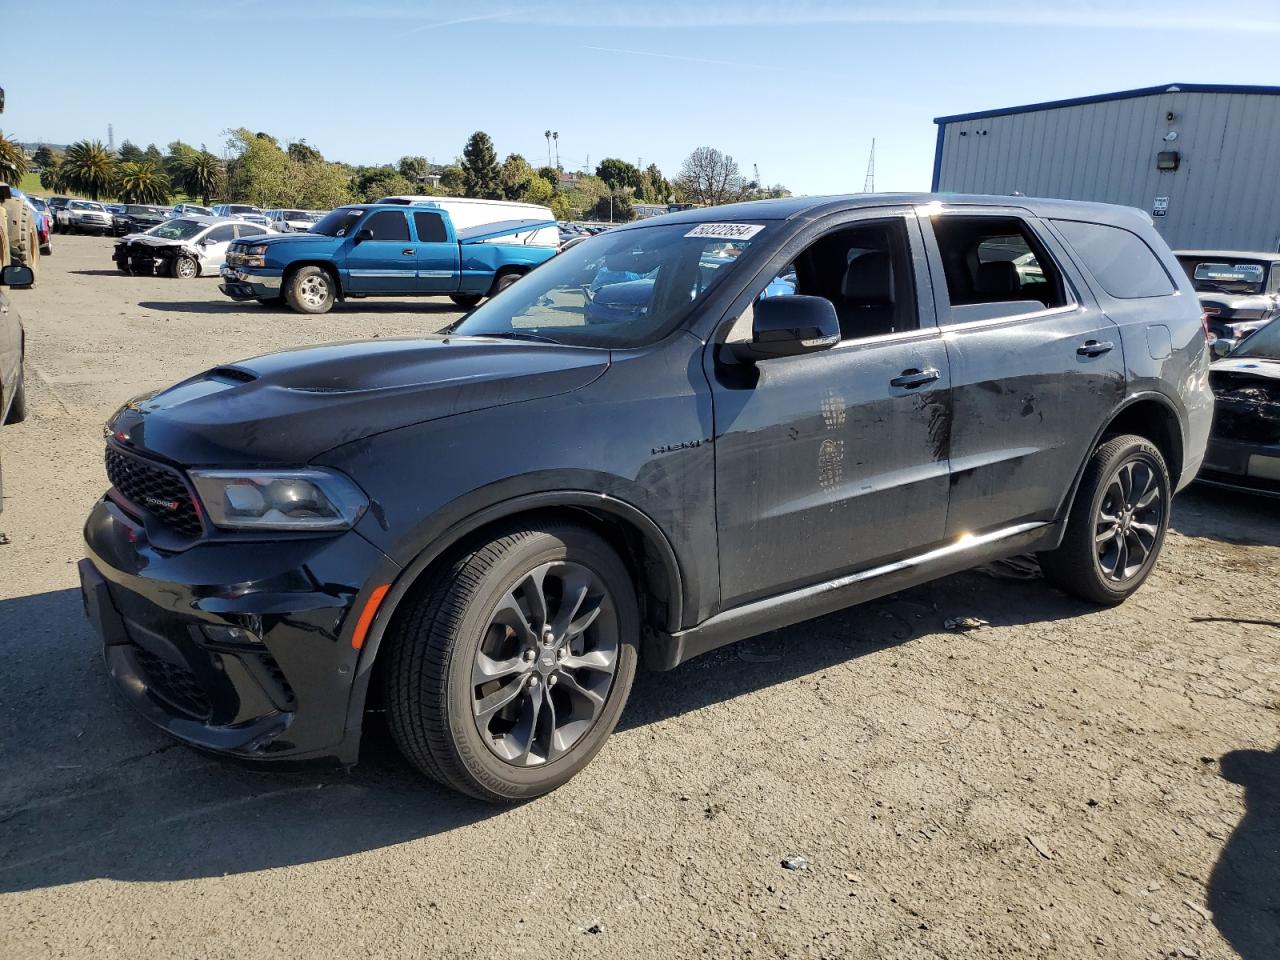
[345,210,416,294]
[920,209,1127,535]
[196,223,236,273]
[708,211,952,609]
[412,211,461,293]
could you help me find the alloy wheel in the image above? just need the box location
[176,257,197,279]
[1094,456,1164,582]
[299,274,329,308]
[471,561,619,766]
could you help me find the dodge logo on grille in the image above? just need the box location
[142,495,181,512]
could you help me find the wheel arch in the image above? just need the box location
[342,490,685,740]
[485,263,530,296]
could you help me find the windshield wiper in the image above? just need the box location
[475,331,563,345]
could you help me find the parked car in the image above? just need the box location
[47,196,71,232]
[171,203,215,219]
[218,203,557,312]
[266,208,322,233]
[111,204,171,236]
[27,196,52,255]
[112,216,266,279]
[211,203,270,229]
[0,262,32,517]
[1198,324,1280,497]
[80,194,1212,801]
[1175,250,1280,342]
[62,199,113,235]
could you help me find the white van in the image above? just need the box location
[373,195,559,249]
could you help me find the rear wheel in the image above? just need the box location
[449,293,482,309]
[1038,435,1170,605]
[491,271,522,296]
[383,522,639,802]
[284,266,335,314]
[171,254,198,280]
[5,368,27,425]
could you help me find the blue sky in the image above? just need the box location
[3,1,1278,195]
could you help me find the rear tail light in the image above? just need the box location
[1200,312,1214,343]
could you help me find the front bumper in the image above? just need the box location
[1197,436,1280,498]
[114,243,179,275]
[81,495,397,764]
[219,266,282,301]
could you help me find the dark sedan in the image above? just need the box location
[113,204,172,236]
[1200,323,1280,497]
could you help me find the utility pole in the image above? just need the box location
[863,138,875,193]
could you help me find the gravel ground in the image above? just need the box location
[1,235,1277,960]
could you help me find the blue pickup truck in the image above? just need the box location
[218,204,558,314]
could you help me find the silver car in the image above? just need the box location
[61,200,113,235]
[211,203,271,230]
[112,216,271,279]
[266,208,322,233]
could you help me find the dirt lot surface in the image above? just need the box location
[1,235,1277,960]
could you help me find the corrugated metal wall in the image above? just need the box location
[936,91,1280,252]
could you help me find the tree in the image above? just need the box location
[500,153,533,201]
[460,131,501,199]
[143,144,164,166]
[116,161,171,204]
[523,174,554,206]
[536,165,559,185]
[398,155,429,183]
[40,158,67,193]
[224,128,290,206]
[32,145,59,170]
[0,135,28,184]
[677,146,744,207]
[438,163,465,196]
[595,158,642,193]
[590,187,634,223]
[179,150,225,205]
[62,140,118,200]
[165,141,197,183]
[352,166,414,202]
[287,140,323,164]
[290,159,354,208]
[117,140,144,163]
[640,163,670,203]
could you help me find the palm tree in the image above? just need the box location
[0,134,27,184]
[62,140,118,200]
[544,129,552,168]
[39,160,68,193]
[178,150,225,206]
[116,161,171,204]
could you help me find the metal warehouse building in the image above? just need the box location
[932,83,1280,252]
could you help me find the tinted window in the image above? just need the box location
[205,225,236,243]
[931,216,1067,316]
[1054,220,1175,299]
[364,211,410,242]
[414,212,447,243]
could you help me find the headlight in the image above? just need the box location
[188,468,368,531]
[240,244,268,268]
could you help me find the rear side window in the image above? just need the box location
[364,211,410,242]
[1053,220,1176,299]
[205,225,236,243]
[930,216,1068,318]
[414,212,447,243]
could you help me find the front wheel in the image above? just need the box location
[1038,435,1171,606]
[449,293,482,309]
[284,266,335,314]
[171,254,198,279]
[383,522,639,802]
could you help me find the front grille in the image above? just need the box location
[134,647,212,718]
[105,446,204,539]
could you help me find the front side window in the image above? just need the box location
[931,216,1067,317]
[363,211,410,242]
[453,221,770,348]
[1054,220,1175,299]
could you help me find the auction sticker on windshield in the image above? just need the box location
[685,223,764,240]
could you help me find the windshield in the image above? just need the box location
[227,205,260,215]
[70,201,103,211]
[125,205,162,215]
[145,219,206,240]
[283,210,314,220]
[30,198,48,212]
[311,207,365,237]
[1180,257,1269,295]
[1231,320,1280,361]
[453,221,768,347]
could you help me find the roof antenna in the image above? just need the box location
[862,138,875,193]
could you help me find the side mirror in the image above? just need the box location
[353,228,374,243]
[1211,337,1234,359]
[733,295,841,362]
[0,264,34,288]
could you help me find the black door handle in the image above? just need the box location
[402,248,415,256]
[889,367,941,389]
[1077,340,1114,357]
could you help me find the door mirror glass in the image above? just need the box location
[353,228,374,243]
[0,264,35,287]
[734,295,841,361]
[1212,337,1235,359]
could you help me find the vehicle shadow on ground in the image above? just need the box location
[1208,744,1280,959]
[68,269,130,277]
[136,300,463,316]
[1172,487,1280,546]
[0,572,1086,893]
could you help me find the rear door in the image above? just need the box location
[412,211,461,293]
[708,209,952,608]
[345,210,416,294]
[919,208,1126,535]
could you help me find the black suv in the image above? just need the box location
[112,204,171,237]
[80,195,1213,801]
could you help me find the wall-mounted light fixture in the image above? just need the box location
[1156,151,1180,172]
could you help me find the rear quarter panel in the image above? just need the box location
[458,243,557,295]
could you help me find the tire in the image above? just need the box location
[383,522,640,802]
[449,293,483,309]
[170,254,198,280]
[5,368,27,425]
[284,265,335,314]
[1038,434,1171,606]
[490,271,522,297]
[40,243,52,256]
